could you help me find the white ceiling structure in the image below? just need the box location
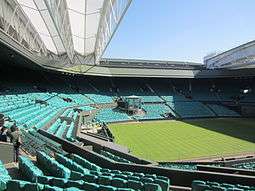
[15,0,131,64]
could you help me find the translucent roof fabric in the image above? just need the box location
[16,0,131,61]
[66,0,103,55]
[17,0,57,53]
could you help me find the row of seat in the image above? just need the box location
[95,109,130,123]
[207,104,240,117]
[0,160,11,191]
[47,108,79,141]
[19,156,44,182]
[159,163,197,171]
[16,152,169,191]
[6,179,84,191]
[6,179,135,191]
[232,161,255,171]
[100,150,132,164]
[37,152,71,179]
[68,153,170,191]
[83,93,113,104]
[167,101,215,118]
[21,129,63,156]
[192,180,255,191]
[134,104,173,120]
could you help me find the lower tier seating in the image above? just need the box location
[95,108,131,123]
[100,150,132,164]
[0,160,11,191]
[134,104,175,120]
[167,102,215,118]
[159,163,197,171]
[47,109,79,142]
[232,161,255,171]
[5,152,170,191]
[207,104,240,117]
[21,129,63,156]
[191,180,254,191]
[84,93,113,104]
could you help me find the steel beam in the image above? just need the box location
[94,0,132,64]
[33,0,75,61]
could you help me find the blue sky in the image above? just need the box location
[103,0,255,63]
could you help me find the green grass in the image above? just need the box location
[109,118,255,162]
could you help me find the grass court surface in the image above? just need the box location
[109,118,255,161]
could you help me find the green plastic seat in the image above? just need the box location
[65,180,83,189]
[43,185,64,191]
[38,176,53,185]
[226,188,243,191]
[145,174,157,179]
[101,169,111,173]
[122,172,133,176]
[144,183,162,191]
[111,178,127,188]
[111,170,122,175]
[70,171,83,180]
[83,182,99,191]
[127,180,143,190]
[154,179,169,191]
[114,174,128,180]
[98,175,112,185]
[127,176,140,182]
[117,188,136,191]
[98,185,117,191]
[83,174,98,183]
[140,177,154,184]
[132,172,144,178]
[51,178,67,188]
[211,185,227,191]
[192,184,211,191]
[64,187,82,191]
[6,180,21,191]
[236,185,250,189]
[23,182,41,191]
[192,180,206,186]
[222,183,235,188]
[102,172,113,177]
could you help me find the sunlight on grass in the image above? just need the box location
[109,119,255,161]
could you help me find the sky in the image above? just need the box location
[103,0,255,63]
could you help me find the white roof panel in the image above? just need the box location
[18,0,57,53]
[16,0,132,60]
[66,0,85,14]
